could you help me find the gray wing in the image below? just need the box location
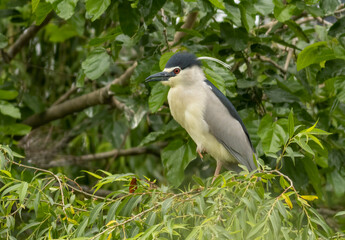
[203,80,256,171]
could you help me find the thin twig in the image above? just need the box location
[90,189,201,240]
[254,55,286,74]
[46,145,161,168]
[52,84,78,106]
[9,160,68,218]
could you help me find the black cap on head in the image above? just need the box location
[165,52,201,70]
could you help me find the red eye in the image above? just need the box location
[173,68,180,74]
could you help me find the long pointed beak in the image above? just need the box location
[145,71,175,82]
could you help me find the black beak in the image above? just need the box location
[145,71,175,82]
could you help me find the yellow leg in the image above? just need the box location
[197,149,203,159]
[212,160,222,183]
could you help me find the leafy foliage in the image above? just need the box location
[0,0,345,238]
[0,148,336,239]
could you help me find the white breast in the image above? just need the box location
[167,84,208,149]
[167,82,235,165]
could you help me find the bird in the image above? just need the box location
[146,52,257,181]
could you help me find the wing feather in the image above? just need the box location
[203,80,256,171]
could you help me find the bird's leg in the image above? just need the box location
[197,149,203,159]
[196,146,204,159]
[212,160,222,184]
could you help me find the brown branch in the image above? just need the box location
[254,55,286,74]
[52,84,78,106]
[334,3,345,14]
[6,13,53,61]
[45,145,162,168]
[23,61,138,128]
[166,11,198,50]
[10,160,68,218]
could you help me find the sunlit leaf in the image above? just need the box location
[300,195,318,201]
[208,0,225,9]
[159,52,175,71]
[282,193,293,209]
[85,0,110,21]
[82,170,103,179]
[81,47,111,80]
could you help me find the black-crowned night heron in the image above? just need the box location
[146,52,257,181]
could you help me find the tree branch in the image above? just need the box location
[253,55,286,74]
[6,13,53,61]
[164,11,198,51]
[171,12,198,46]
[23,61,138,128]
[45,145,162,168]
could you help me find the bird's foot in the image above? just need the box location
[197,150,204,159]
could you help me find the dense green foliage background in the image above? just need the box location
[1,0,345,239]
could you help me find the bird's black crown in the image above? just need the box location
[165,52,201,70]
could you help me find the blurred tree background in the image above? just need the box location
[1,0,345,239]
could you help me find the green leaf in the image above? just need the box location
[328,16,345,38]
[0,124,32,136]
[118,0,140,36]
[162,140,196,187]
[81,47,111,80]
[302,157,322,197]
[148,83,169,113]
[246,221,266,239]
[140,120,180,146]
[35,2,53,25]
[258,115,287,154]
[294,137,314,156]
[297,40,345,71]
[137,0,167,22]
[288,109,294,138]
[284,20,309,43]
[139,224,161,239]
[159,52,175,71]
[0,33,8,49]
[0,90,18,100]
[204,68,226,95]
[18,182,28,203]
[254,0,274,15]
[45,23,79,42]
[329,170,345,197]
[2,183,21,196]
[32,0,40,12]
[308,135,324,149]
[334,76,345,103]
[88,27,122,46]
[0,152,6,169]
[239,3,254,32]
[85,0,111,21]
[82,170,103,179]
[161,197,173,215]
[121,195,142,216]
[89,202,105,225]
[55,0,78,20]
[220,23,248,51]
[0,102,21,119]
[274,4,296,22]
[320,0,341,15]
[208,0,225,9]
[106,201,121,223]
[334,211,345,218]
[17,222,41,236]
[75,218,88,237]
